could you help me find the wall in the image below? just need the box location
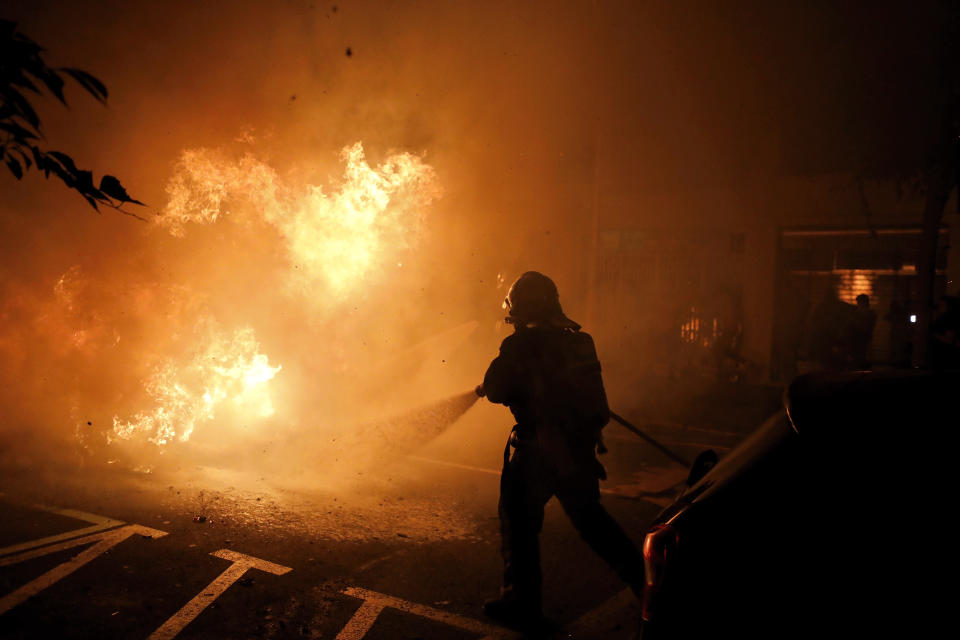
[587,171,938,381]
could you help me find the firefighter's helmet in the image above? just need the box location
[503,271,579,329]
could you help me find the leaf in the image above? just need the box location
[30,146,46,169]
[47,150,79,175]
[9,71,40,94]
[37,70,66,104]
[2,22,144,215]
[12,147,32,169]
[41,153,75,186]
[74,168,96,195]
[82,194,100,211]
[0,86,41,129]
[61,68,108,102]
[5,157,23,179]
[0,121,39,142]
[99,175,144,205]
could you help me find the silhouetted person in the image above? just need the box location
[847,294,877,370]
[477,271,643,630]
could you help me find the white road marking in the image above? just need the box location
[0,524,167,615]
[147,549,292,640]
[0,506,125,557]
[0,504,641,637]
[339,587,520,640]
[334,599,387,640]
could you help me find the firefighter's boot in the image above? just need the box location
[483,594,542,632]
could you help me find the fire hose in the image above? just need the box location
[608,411,690,468]
[475,385,690,468]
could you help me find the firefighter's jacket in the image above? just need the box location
[483,326,610,459]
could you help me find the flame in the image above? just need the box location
[158,141,440,298]
[112,326,280,446]
[82,140,439,452]
[160,150,278,237]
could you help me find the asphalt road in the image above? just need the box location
[0,417,745,639]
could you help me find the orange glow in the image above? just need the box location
[836,269,875,304]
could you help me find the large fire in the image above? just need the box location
[91,141,440,451]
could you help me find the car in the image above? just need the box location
[638,370,953,639]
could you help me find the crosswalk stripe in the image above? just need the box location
[0,506,125,557]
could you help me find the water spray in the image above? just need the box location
[420,386,689,469]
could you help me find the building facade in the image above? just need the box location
[585,175,959,382]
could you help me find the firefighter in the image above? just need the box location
[477,271,644,630]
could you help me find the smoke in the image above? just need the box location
[0,0,863,480]
[0,1,568,479]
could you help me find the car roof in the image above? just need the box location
[659,369,959,523]
[785,369,960,435]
